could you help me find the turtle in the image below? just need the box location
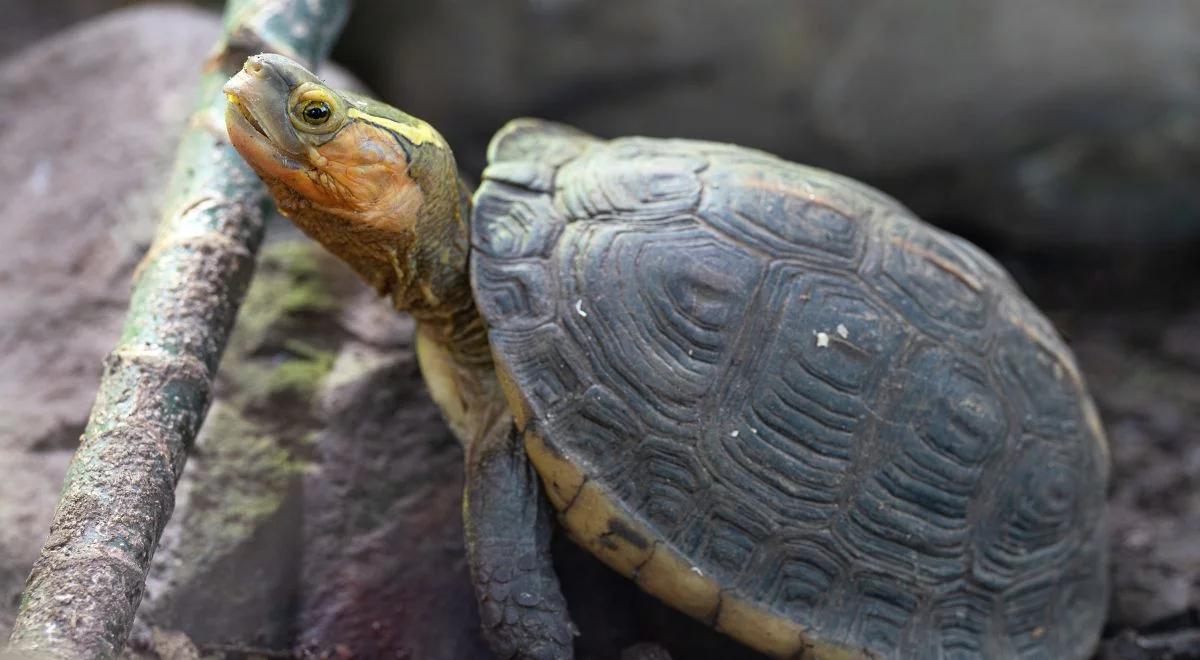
[223,54,1109,660]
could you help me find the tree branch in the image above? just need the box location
[5,1,349,657]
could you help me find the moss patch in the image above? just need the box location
[227,241,341,356]
[217,240,352,419]
[178,403,306,557]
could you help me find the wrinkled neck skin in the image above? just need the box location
[275,158,507,446]
[271,147,490,368]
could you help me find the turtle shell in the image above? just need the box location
[469,119,1108,660]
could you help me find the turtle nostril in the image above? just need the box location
[244,58,266,78]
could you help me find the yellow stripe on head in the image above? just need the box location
[348,108,447,148]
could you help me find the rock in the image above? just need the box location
[1062,300,1200,634]
[1097,625,1200,660]
[337,0,1200,248]
[815,0,1200,249]
[0,4,220,641]
[147,629,201,660]
[295,316,491,659]
[0,3,362,647]
[0,451,72,638]
[0,3,217,455]
[0,0,130,58]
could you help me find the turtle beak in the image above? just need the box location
[223,55,307,158]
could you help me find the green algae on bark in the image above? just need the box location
[5,2,348,658]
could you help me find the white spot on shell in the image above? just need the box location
[691,566,704,576]
[575,299,587,317]
[816,331,830,348]
[836,323,849,339]
[730,430,739,437]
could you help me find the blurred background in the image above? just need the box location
[1,1,1198,658]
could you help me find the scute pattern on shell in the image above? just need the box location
[471,120,1109,659]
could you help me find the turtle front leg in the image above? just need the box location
[464,422,576,660]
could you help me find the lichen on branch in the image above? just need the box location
[4,1,349,658]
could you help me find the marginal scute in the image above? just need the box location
[471,127,1108,659]
[760,535,849,624]
[523,430,583,511]
[634,540,722,622]
[847,573,921,653]
[714,597,808,658]
[562,480,655,577]
[671,491,775,586]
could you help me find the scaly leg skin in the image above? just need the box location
[465,423,575,660]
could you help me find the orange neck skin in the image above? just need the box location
[230,106,488,365]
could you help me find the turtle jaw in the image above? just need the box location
[225,93,267,139]
[224,100,307,176]
[222,56,308,165]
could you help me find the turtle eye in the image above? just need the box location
[289,84,345,134]
[301,100,331,125]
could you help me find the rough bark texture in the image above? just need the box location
[4,1,349,658]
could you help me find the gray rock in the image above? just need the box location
[295,314,492,659]
[0,3,217,456]
[811,0,1200,248]
[0,4,219,641]
[1066,308,1200,632]
[0,0,134,59]
[0,4,366,649]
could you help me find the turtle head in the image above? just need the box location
[224,54,465,304]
